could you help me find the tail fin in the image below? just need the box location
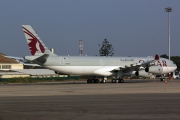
[154,54,159,61]
[22,25,54,56]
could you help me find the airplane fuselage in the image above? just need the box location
[25,55,177,76]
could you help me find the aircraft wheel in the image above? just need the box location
[101,79,106,83]
[115,80,119,83]
[95,79,100,83]
[160,78,164,82]
[91,79,95,83]
[111,79,115,83]
[87,79,91,83]
[120,79,124,83]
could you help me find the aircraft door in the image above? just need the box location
[59,57,65,65]
[100,60,103,67]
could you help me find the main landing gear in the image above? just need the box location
[87,78,106,83]
[87,78,124,83]
[160,75,165,82]
[160,78,164,82]
[111,79,124,83]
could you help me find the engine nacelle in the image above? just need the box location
[145,66,163,74]
[135,70,152,77]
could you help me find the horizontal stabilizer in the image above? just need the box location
[32,54,49,65]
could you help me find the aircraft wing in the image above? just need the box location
[120,60,154,70]
[93,60,153,76]
[119,55,159,71]
[93,55,159,76]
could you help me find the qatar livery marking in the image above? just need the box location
[139,60,167,67]
[22,26,45,55]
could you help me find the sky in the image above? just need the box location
[0,0,179,57]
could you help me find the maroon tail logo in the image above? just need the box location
[23,26,45,55]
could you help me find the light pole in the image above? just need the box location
[165,7,172,60]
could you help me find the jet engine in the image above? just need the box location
[135,70,152,77]
[145,66,163,74]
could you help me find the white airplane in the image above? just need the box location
[22,25,177,83]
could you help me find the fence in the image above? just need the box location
[0,76,80,83]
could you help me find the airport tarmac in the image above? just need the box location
[0,79,180,120]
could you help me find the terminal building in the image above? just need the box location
[0,53,23,70]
